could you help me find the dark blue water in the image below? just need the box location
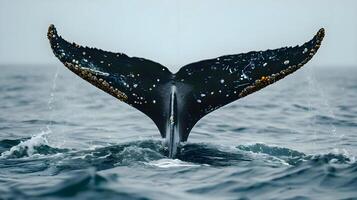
[1,65,356,200]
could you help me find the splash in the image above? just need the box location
[1,130,52,158]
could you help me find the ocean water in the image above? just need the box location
[0,65,356,200]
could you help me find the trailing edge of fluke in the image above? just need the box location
[47,25,325,158]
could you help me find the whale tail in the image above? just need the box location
[48,25,324,157]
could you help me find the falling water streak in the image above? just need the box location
[46,65,60,132]
[306,67,341,153]
[306,68,318,148]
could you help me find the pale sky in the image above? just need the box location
[0,0,356,71]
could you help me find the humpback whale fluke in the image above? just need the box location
[47,24,325,158]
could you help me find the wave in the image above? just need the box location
[0,138,28,153]
[1,137,356,199]
[237,143,355,165]
[0,132,354,178]
[1,135,354,167]
[0,131,68,159]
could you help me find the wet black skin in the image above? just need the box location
[47,25,324,157]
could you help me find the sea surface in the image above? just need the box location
[0,65,356,200]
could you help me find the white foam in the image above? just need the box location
[331,148,356,163]
[148,159,201,168]
[1,130,50,158]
